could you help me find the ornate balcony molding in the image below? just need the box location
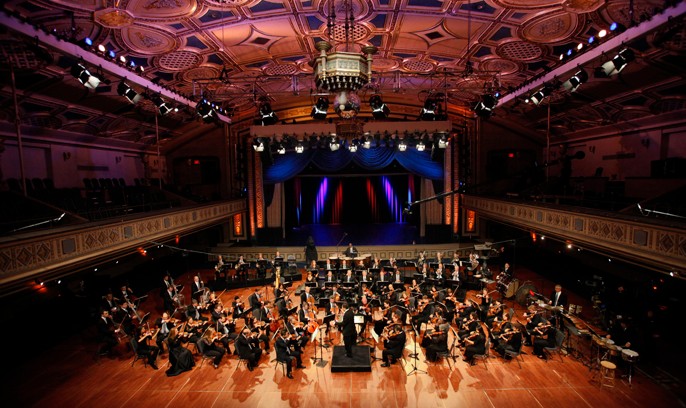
[462,195,686,276]
[0,200,246,291]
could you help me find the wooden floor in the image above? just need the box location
[5,268,682,408]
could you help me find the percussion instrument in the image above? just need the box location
[621,349,639,363]
[607,344,622,357]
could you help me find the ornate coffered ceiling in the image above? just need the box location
[0,0,685,149]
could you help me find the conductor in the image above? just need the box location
[340,302,357,358]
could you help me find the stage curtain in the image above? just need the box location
[263,148,443,183]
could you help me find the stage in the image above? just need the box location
[330,345,373,372]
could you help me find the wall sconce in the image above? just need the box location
[62,152,71,161]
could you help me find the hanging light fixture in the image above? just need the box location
[70,63,100,89]
[310,96,329,120]
[312,0,377,119]
[369,94,390,119]
[117,81,141,104]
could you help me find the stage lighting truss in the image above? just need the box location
[196,99,216,123]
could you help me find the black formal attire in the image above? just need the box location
[425,331,448,362]
[162,289,176,313]
[186,304,208,321]
[340,308,357,357]
[155,318,174,350]
[248,292,262,317]
[276,336,302,375]
[533,326,557,358]
[191,281,203,301]
[550,290,568,308]
[199,337,225,367]
[343,246,358,258]
[464,333,486,363]
[97,316,118,354]
[382,330,406,364]
[495,331,522,358]
[136,330,160,367]
[236,333,262,370]
[166,336,194,376]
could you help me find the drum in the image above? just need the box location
[607,344,622,357]
[515,282,538,306]
[504,279,519,298]
[621,349,639,363]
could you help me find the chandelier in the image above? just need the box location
[312,0,377,119]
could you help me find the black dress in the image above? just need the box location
[166,337,195,376]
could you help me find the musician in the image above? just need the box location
[235,328,262,371]
[191,275,204,301]
[424,320,449,362]
[181,317,205,344]
[549,284,567,308]
[101,293,119,314]
[200,327,226,369]
[412,295,434,329]
[308,260,318,275]
[186,298,209,322]
[419,263,429,281]
[300,285,315,306]
[343,270,357,284]
[417,250,427,265]
[380,314,406,367]
[477,288,492,322]
[246,314,271,351]
[360,269,372,284]
[115,299,136,335]
[255,303,274,340]
[378,270,389,285]
[215,254,225,278]
[325,259,333,271]
[135,325,160,370]
[275,294,289,318]
[610,319,637,350]
[343,243,358,258]
[370,257,381,270]
[523,305,545,345]
[276,328,305,379]
[434,264,445,284]
[354,259,366,271]
[216,315,237,351]
[119,284,136,303]
[450,267,460,282]
[374,299,393,335]
[155,312,176,350]
[393,268,403,284]
[500,262,513,279]
[97,309,120,355]
[533,322,556,359]
[211,302,226,322]
[232,296,246,320]
[166,327,195,376]
[494,327,522,359]
[324,270,336,284]
[325,296,339,317]
[457,311,480,340]
[285,315,309,349]
[237,255,248,281]
[298,301,313,326]
[463,327,486,365]
[248,288,263,316]
[163,285,177,313]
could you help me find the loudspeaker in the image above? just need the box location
[515,281,538,306]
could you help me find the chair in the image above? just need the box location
[274,359,288,376]
[543,328,566,363]
[129,338,148,368]
[195,339,215,368]
[471,338,490,369]
[600,360,616,388]
[233,342,250,372]
[435,350,453,370]
[504,333,525,369]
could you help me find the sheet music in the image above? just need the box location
[370,329,379,343]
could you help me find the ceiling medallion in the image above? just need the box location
[94,8,135,29]
[312,0,377,119]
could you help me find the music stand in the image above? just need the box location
[311,326,328,367]
[355,314,371,346]
[322,314,335,348]
[449,327,461,362]
[369,329,383,362]
[396,305,426,375]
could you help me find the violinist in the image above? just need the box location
[216,315,237,352]
[186,298,209,322]
[235,328,262,371]
[256,303,274,339]
[374,299,393,336]
[232,296,246,320]
[380,313,406,367]
[494,327,522,358]
[413,295,433,329]
[248,288,263,316]
[276,328,305,379]
[523,305,545,346]
[115,299,136,336]
[181,316,205,344]
[155,312,176,351]
[409,279,422,299]
[200,327,226,369]
[166,327,195,376]
[211,302,227,322]
[285,315,308,349]
[457,311,480,341]
[135,325,160,370]
[476,288,492,322]
[423,319,449,362]
[325,296,339,317]
[101,292,119,314]
[119,284,136,303]
[463,326,486,366]
[533,321,555,359]
[247,313,271,351]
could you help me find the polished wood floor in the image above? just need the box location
[5,268,682,408]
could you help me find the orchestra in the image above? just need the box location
[88,247,621,386]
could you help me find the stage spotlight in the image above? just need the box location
[420,98,439,120]
[252,138,265,152]
[349,139,359,152]
[397,140,407,152]
[196,99,216,123]
[117,81,141,104]
[118,55,127,64]
[416,140,426,151]
[106,49,116,60]
[369,94,390,119]
[295,142,304,153]
[436,133,449,148]
[529,86,552,105]
[598,29,607,38]
[310,97,329,120]
[70,63,100,89]
[82,37,93,49]
[473,94,498,118]
[329,136,340,151]
[256,102,278,126]
[363,136,372,149]
[97,44,106,53]
[151,95,171,115]
[597,48,635,77]
[562,69,588,92]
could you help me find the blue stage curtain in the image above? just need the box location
[263,148,443,183]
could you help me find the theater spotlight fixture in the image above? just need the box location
[419,98,439,120]
[117,81,141,104]
[196,99,215,123]
[151,95,172,115]
[329,136,340,151]
[257,102,278,126]
[363,136,372,149]
[348,139,359,152]
[397,140,407,152]
[436,133,449,149]
[473,94,498,118]
[310,97,329,120]
[416,140,426,151]
[252,138,265,152]
[562,69,589,92]
[596,48,635,77]
[295,142,304,153]
[70,63,100,89]
[530,85,553,105]
[369,94,390,119]
[276,143,286,154]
